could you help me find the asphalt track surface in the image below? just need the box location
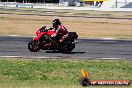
[0,36,132,60]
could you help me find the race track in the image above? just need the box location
[0,36,132,60]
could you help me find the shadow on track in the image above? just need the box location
[46,50,85,54]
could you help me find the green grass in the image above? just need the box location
[0,58,131,88]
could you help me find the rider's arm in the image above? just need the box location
[62,26,68,33]
[51,28,59,37]
[51,25,67,37]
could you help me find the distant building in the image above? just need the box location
[0,0,59,3]
[59,0,80,6]
[0,0,132,8]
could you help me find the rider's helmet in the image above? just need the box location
[52,19,61,28]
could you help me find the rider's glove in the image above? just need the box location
[51,33,56,37]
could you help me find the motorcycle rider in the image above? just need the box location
[48,19,68,43]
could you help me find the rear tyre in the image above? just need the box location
[61,44,75,54]
[28,40,40,52]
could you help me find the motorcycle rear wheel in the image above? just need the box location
[61,44,75,53]
[28,40,40,52]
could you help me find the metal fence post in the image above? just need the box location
[125,0,127,6]
[115,0,117,8]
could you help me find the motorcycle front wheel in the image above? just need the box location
[28,40,40,52]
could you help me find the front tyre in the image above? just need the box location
[28,40,40,52]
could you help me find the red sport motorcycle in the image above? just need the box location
[28,26,78,53]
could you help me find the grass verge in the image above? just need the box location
[0,57,131,88]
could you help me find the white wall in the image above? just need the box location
[101,0,132,8]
